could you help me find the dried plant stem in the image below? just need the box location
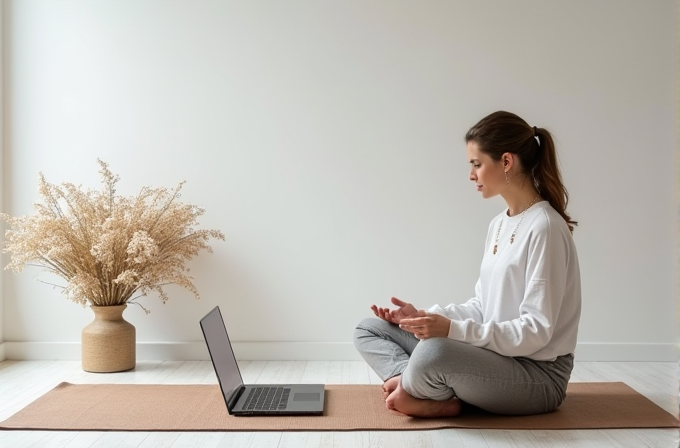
[1,160,224,311]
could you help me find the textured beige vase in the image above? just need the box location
[81,304,136,373]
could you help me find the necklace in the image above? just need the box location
[493,195,540,255]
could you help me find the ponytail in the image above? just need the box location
[532,128,577,232]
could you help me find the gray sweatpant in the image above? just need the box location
[353,317,573,415]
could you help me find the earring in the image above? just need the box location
[505,170,510,185]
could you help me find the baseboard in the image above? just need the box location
[2,341,678,362]
[2,341,365,362]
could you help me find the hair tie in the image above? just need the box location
[532,126,541,148]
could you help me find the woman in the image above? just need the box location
[353,110,581,417]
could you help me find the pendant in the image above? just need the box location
[493,244,498,254]
[510,236,515,244]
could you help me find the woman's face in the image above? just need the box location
[466,141,505,199]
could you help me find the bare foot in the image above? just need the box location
[382,375,401,401]
[385,381,461,418]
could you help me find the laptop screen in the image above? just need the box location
[200,306,244,410]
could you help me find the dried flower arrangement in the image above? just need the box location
[1,159,225,313]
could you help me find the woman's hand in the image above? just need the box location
[371,297,419,324]
[398,313,451,339]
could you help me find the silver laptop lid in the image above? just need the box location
[200,306,244,412]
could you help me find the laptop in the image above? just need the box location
[200,306,325,416]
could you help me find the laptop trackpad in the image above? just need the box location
[293,392,320,402]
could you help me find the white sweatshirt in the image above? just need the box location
[428,201,581,361]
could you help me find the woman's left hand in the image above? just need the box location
[398,313,451,340]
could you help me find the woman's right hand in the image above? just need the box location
[371,297,420,324]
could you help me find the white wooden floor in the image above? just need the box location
[0,360,677,448]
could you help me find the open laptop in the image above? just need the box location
[200,306,325,416]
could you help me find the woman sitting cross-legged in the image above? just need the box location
[353,110,581,417]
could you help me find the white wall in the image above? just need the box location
[2,0,677,362]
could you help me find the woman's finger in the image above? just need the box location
[399,324,422,335]
[391,297,408,307]
[399,317,431,326]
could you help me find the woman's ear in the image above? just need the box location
[501,152,514,172]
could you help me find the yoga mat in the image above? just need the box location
[0,382,677,431]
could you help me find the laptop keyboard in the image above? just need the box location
[243,387,291,411]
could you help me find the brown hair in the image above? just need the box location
[465,111,577,232]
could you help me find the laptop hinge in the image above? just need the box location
[228,386,246,412]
